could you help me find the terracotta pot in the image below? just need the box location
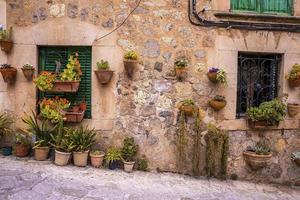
[243,151,272,170]
[123,161,135,173]
[209,100,227,111]
[288,78,300,87]
[0,67,17,84]
[22,68,35,81]
[79,102,87,111]
[50,80,80,93]
[94,70,114,84]
[73,151,89,167]
[294,158,300,166]
[175,67,187,80]
[124,59,138,78]
[15,144,30,157]
[72,106,80,112]
[0,40,13,53]
[287,103,300,117]
[207,72,218,83]
[65,110,85,123]
[90,152,105,168]
[180,105,197,116]
[54,150,71,166]
[34,146,49,161]
[248,119,279,129]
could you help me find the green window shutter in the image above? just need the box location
[231,0,258,12]
[38,46,92,119]
[261,0,293,15]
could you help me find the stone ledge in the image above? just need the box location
[214,12,300,24]
[219,119,299,131]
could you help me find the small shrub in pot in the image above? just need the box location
[123,51,138,78]
[207,67,227,86]
[179,99,197,116]
[90,150,105,168]
[0,64,17,84]
[0,26,13,53]
[105,147,122,170]
[209,95,227,111]
[14,133,31,157]
[174,58,188,80]
[22,63,35,81]
[121,137,139,173]
[95,60,114,84]
[243,142,272,170]
[286,64,300,87]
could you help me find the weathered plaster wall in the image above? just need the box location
[1,0,300,184]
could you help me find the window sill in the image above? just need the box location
[214,12,300,24]
[219,119,299,131]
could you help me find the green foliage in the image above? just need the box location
[39,97,70,123]
[216,69,228,86]
[286,64,300,80]
[33,71,56,91]
[213,95,226,102]
[174,58,188,68]
[177,111,188,172]
[0,112,13,139]
[22,64,34,70]
[105,147,122,165]
[192,116,204,176]
[21,112,55,148]
[0,27,12,41]
[181,99,195,106]
[121,137,138,162]
[50,122,75,153]
[91,150,104,155]
[136,158,148,171]
[15,133,31,145]
[246,99,286,125]
[253,142,271,155]
[205,124,229,179]
[124,51,138,60]
[69,126,96,152]
[291,151,300,161]
[97,60,110,70]
[60,55,82,81]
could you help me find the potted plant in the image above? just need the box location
[136,157,148,171]
[179,99,197,116]
[0,112,13,156]
[123,51,138,78]
[207,67,227,86]
[286,64,300,87]
[94,60,114,84]
[70,126,96,167]
[243,142,272,170]
[209,95,227,111]
[14,133,31,157]
[121,137,139,173]
[287,102,300,118]
[105,147,122,170]
[291,152,300,166]
[0,64,17,84]
[246,99,286,129]
[21,63,35,81]
[174,58,188,80]
[90,150,105,168]
[51,123,75,166]
[21,112,55,161]
[34,55,82,92]
[0,25,13,53]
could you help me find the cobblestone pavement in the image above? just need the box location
[0,156,299,200]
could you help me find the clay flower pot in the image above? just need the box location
[72,106,80,112]
[124,59,138,78]
[123,161,135,173]
[73,151,89,167]
[248,119,279,129]
[288,78,300,87]
[209,100,227,111]
[175,67,187,80]
[2,146,12,156]
[294,158,300,166]
[0,67,17,84]
[90,152,105,168]
[243,151,272,170]
[180,105,197,116]
[0,40,13,53]
[22,68,35,81]
[54,150,71,166]
[15,144,30,157]
[94,70,114,84]
[65,110,85,123]
[50,80,80,93]
[207,71,218,83]
[34,146,49,161]
[287,103,300,117]
[79,102,87,111]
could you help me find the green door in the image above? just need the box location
[38,46,92,118]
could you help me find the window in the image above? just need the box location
[236,53,281,118]
[38,46,92,118]
[231,0,293,15]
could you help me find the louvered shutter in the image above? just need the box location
[38,46,92,119]
[231,0,258,12]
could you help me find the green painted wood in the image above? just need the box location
[231,0,257,12]
[38,46,92,119]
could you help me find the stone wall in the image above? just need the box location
[1,0,300,184]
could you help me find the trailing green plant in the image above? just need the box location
[216,69,227,86]
[121,137,138,162]
[192,115,204,176]
[33,71,56,91]
[97,60,110,70]
[50,122,75,153]
[177,110,188,172]
[0,26,12,41]
[124,51,138,60]
[212,95,226,102]
[174,58,188,68]
[136,158,148,171]
[15,133,31,145]
[39,97,70,123]
[246,99,286,125]
[60,55,82,81]
[105,147,122,165]
[0,112,13,139]
[21,112,55,148]
[69,126,96,152]
[181,99,195,106]
[205,123,229,179]
[286,64,300,80]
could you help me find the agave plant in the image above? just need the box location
[69,126,96,152]
[50,122,75,153]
